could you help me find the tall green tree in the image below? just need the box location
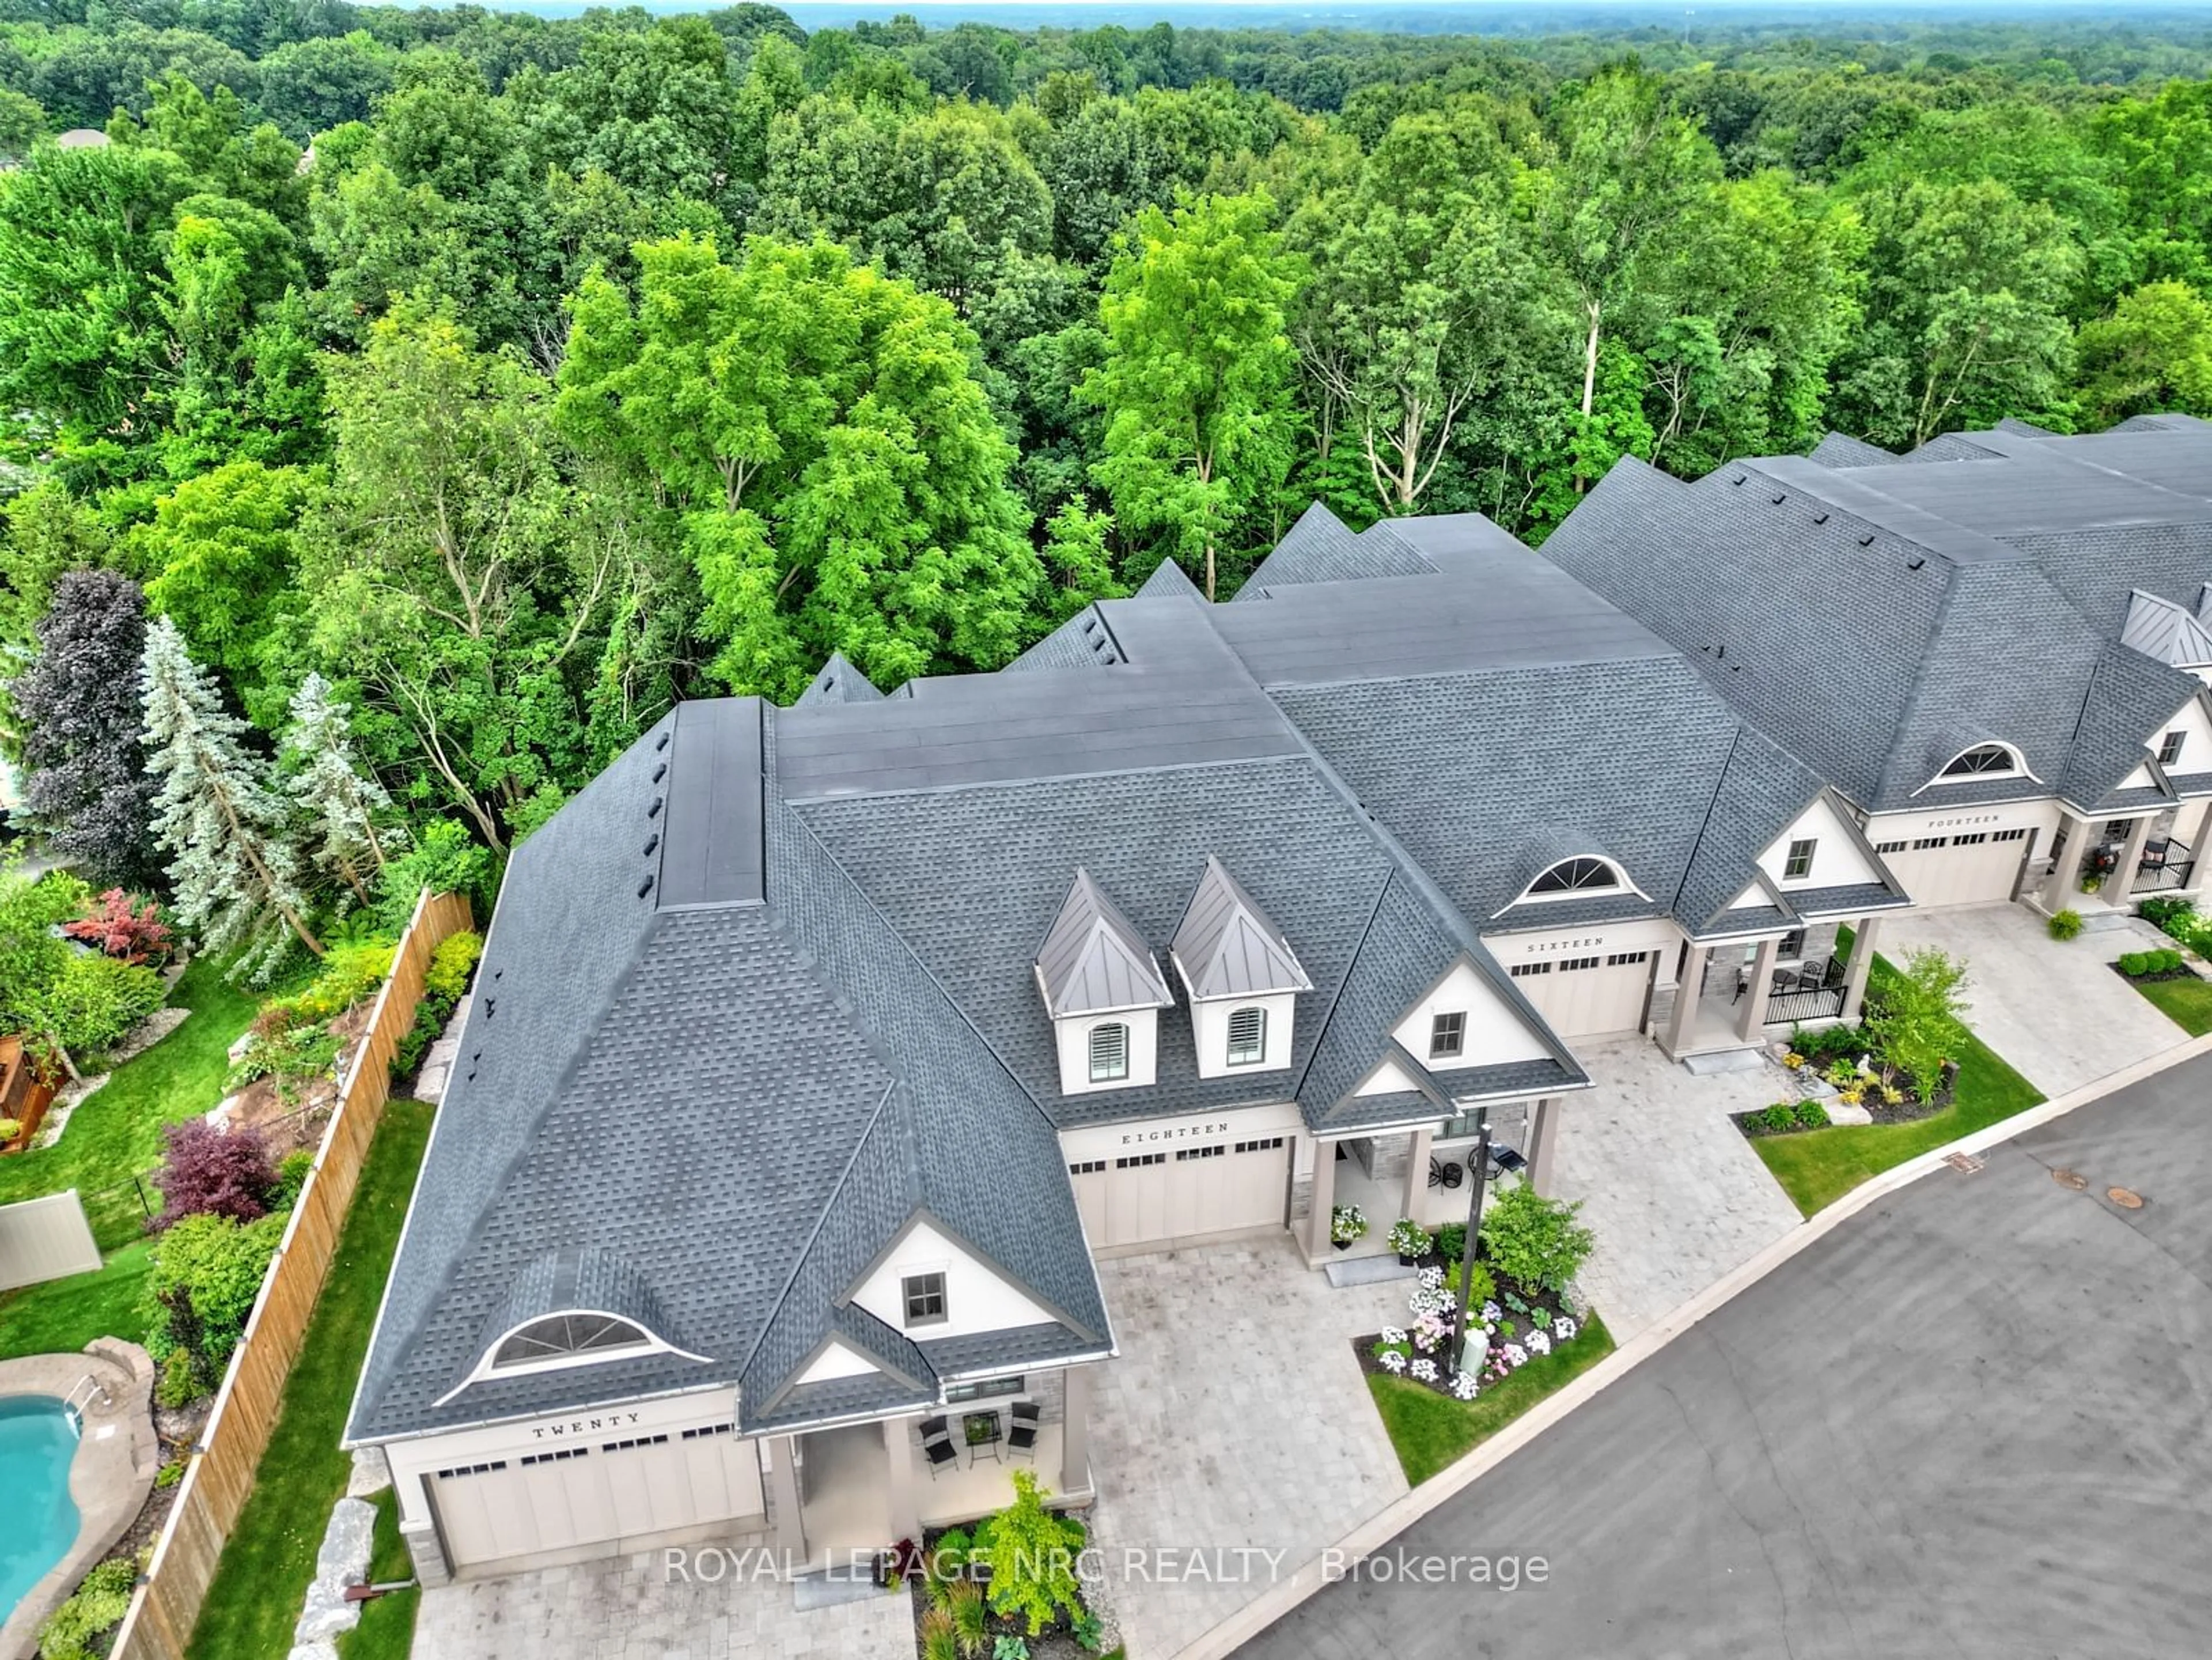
[281,672,398,909]
[2075,280,2212,424]
[558,234,1040,699]
[1086,191,1300,597]
[301,300,608,850]
[1540,63,1719,434]
[141,614,321,978]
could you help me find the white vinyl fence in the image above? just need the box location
[0,1189,103,1290]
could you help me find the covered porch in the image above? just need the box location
[770,1368,1097,1571]
[1659,917,1884,1060]
[1299,1102,1562,1267]
[2036,801,2212,912]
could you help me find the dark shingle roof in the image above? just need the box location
[1239,502,1428,591]
[2058,644,2204,810]
[796,652,884,706]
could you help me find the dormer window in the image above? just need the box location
[492,1314,651,1370]
[1088,1022,1130,1083]
[1941,743,2017,778]
[1528,857,1622,896]
[1226,1006,1267,1067]
[1171,856,1310,1080]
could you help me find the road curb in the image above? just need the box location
[1171,1029,2212,1660]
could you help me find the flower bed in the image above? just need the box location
[900,1472,1112,1660]
[1351,1260,1589,1407]
[2110,947,2195,985]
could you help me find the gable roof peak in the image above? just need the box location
[796,651,884,707]
[1169,854,1313,1001]
[1035,868,1173,1018]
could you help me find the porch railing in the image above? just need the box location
[1764,956,1847,1026]
[2133,841,2196,893]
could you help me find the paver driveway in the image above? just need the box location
[1884,901,2184,1095]
[1237,1051,2212,1659]
[1549,1037,1803,1341]
[1083,1237,1410,1659]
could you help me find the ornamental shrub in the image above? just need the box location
[152,1120,276,1230]
[1867,947,1970,1102]
[37,1556,137,1660]
[1756,1103,1797,1133]
[974,1469,1085,1636]
[1794,1099,1831,1129]
[43,951,165,1059]
[2119,951,2149,977]
[143,1211,285,1376]
[1442,1258,1495,1308]
[918,1608,957,1660]
[62,888,173,965]
[2048,909,2084,941]
[1434,1222,1467,1262]
[425,929,483,1004]
[1477,1183,1596,1295]
[2139,896,2194,932]
[258,937,395,1031]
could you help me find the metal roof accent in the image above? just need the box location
[1168,855,1313,1002]
[2122,589,2212,669]
[1035,869,1174,1018]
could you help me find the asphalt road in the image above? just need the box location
[1238,1052,2212,1659]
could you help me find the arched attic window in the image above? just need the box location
[492,1313,653,1370]
[1938,743,2020,779]
[1526,857,1624,897]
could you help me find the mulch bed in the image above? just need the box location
[1350,1257,1567,1398]
[2109,963,2200,985]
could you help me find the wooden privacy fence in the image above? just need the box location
[112,888,474,1660]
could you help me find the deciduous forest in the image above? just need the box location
[3,1,2211,966]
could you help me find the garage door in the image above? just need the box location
[1507,950,1656,1038]
[430,1423,764,1575]
[1876,829,2032,908]
[1069,1135,1290,1250]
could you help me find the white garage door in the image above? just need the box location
[430,1424,765,1575]
[1069,1135,1290,1250]
[1507,950,1656,1038]
[1876,829,2032,908]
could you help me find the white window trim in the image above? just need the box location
[1088,1021,1131,1083]
[1920,742,2040,792]
[440,1309,710,1404]
[1501,856,1649,911]
[1225,1005,1267,1067]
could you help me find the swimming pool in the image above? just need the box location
[0,1396,80,1625]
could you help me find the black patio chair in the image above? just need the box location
[1007,1401,1040,1465]
[1427,1154,1464,1190]
[920,1422,959,1480]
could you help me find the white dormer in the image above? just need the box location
[1035,869,1173,1094]
[1169,856,1313,1079]
[1756,794,1886,891]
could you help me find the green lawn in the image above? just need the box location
[0,958,259,1248]
[1366,1313,1616,1486]
[1753,950,2044,1217]
[183,1100,433,1660]
[2127,973,2212,1037]
[336,1490,419,1660]
[0,1239,154,1362]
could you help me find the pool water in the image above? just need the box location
[0,1396,79,1623]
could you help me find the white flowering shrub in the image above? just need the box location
[1409,1358,1438,1382]
[1526,1330,1552,1356]
[1378,1349,1407,1374]
[1380,1325,1407,1345]
[1553,1315,1578,1343]
[1449,1372,1480,1401]
[1501,1343,1528,1369]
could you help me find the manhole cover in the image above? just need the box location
[1944,1152,1985,1174]
[2052,1168,2088,1190]
[2108,1186,2145,1209]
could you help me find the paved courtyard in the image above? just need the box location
[411,1551,911,1660]
[1883,901,2186,1096]
[1084,1238,1411,1659]
[1549,1036,1804,1341]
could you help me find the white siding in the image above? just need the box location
[1188,991,1297,1078]
[1388,959,1553,1068]
[847,1219,1057,1340]
[1052,1008,1160,1095]
[1759,797,1885,891]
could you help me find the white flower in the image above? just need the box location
[1501,1344,1529,1369]
[1419,1266,1445,1290]
[1378,1349,1407,1373]
[1380,1325,1407,1345]
[1552,1316,1578,1343]
[1480,1300,1502,1323]
[1408,1358,1438,1382]
[1407,1288,1448,1319]
[1526,1330,1552,1356]
[1449,1372,1480,1401]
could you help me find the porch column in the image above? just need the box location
[1840,916,1881,1023]
[1735,936,1781,1042]
[1524,1098,1561,1197]
[766,1434,805,1559]
[1303,1136,1337,1262]
[2042,811,2088,912]
[1060,1364,1093,1495]
[884,1417,921,1543]
[2103,814,2154,906]
[1661,942,1710,1057]
[1401,1125,1433,1224]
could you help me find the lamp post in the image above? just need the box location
[1447,1101,1494,1374]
